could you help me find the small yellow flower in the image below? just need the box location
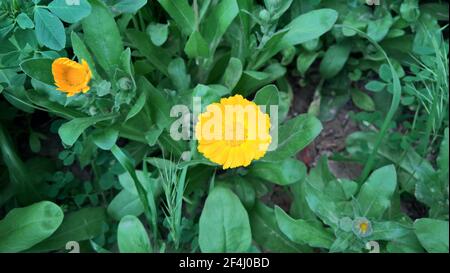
[353,217,372,238]
[195,95,272,169]
[52,58,92,97]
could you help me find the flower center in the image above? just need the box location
[223,122,247,147]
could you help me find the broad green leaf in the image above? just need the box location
[125,92,146,121]
[249,202,310,252]
[71,32,98,79]
[351,89,375,112]
[222,57,243,90]
[112,0,147,14]
[247,158,306,186]
[127,30,171,76]
[253,85,279,111]
[48,0,92,23]
[16,13,34,29]
[304,182,340,228]
[82,0,124,76]
[202,0,239,54]
[168,57,191,91]
[296,51,319,76]
[118,215,151,253]
[184,31,210,58]
[199,186,251,252]
[263,114,322,162]
[137,77,171,129]
[234,63,286,96]
[282,9,337,52]
[0,201,63,253]
[191,84,230,111]
[147,22,169,46]
[92,128,119,150]
[107,190,144,221]
[118,170,161,197]
[58,115,116,146]
[157,0,195,35]
[370,221,411,241]
[258,8,337,64]
[367,12,393,42]
[365,80,386,92]
[386,232,424,253]
[319,41,351,79]
[20,58,54,86]
[274,206,334,249]
[252,29,289,70]
[28,207,106,252]
[34,8,66,50]
[414,218,449,253]
[357,165,397,219]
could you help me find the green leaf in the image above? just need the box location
[357,165,397,219]
[222,57,243,90]
[370,221,411,241]
[199,186,251,252]
[365,80,386,92]
[20,58,54,86]
[58,115,115,146]
[249,201,310,252]
[263,114,322,162]
[82,0,124,76]
[202,0,239,54]
[127,30,171,76]
[92,128,119,150]
[234,63,286,96]
[137,77,171,129]
[274,206,334,249]
[319,41,352,79]
[147,23,169,46]
[0,201,63,253]
[125,91,146,121]
[296,51,319,76]
[157,0,195,36]
[247,158,306,186]
[48,0,92,24]
[437,128,449,174]
[71,32,98,79]
[253,84,279,111]
[283,9,338,46]
[34,8,66,50]
[367,13,393,42]
[118,215,151,253]
[112,0,147,14]
[351,89,375,112]
[16,13,34,29]
[414,218,449,253]
[184,31,210,58]
[304,182,340,228]
[252,29,289,70]
[168,57,191,91]
[107,190,144,221]
[28,207,106,252]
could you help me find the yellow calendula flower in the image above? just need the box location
[195,95,272,169]
[52,58,92,97]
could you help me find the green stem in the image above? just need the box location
[335,24,402,182]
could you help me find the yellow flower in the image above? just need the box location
[353,217,372,238]
[195,95,272,169]
[52,58,92,97]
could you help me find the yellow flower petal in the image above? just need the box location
[52,58,92,96]
[196,94,272,169]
